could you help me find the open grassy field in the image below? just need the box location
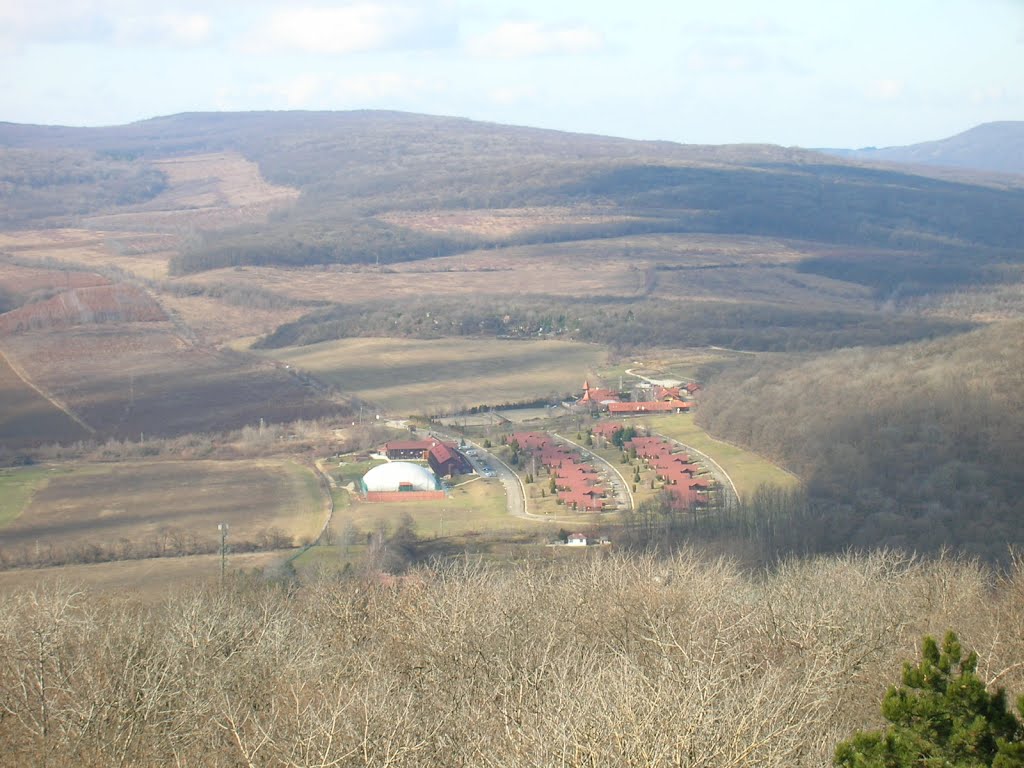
[0,229,176,281]
[377,206,646,239]
[335,476,528,539]
[0,549,291,597]
[0,458,326,555]
[0,466,52,527]
[255,337,607,415]
[179,233,855,310]
[0,349,90,448]
[294,477,558,576]
[641,414,799,500]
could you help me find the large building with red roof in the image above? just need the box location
[381,438,470,479]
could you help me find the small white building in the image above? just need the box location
[566,533,588,547]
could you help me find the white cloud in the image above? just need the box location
[0,2,213,49]
[467,20,605,59]
[246,2,456,55]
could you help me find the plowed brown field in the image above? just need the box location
[0,352,90,448]
[2,324,348,441]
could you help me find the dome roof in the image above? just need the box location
[361,461,440,493]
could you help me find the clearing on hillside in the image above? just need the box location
[0,229,176,281]
[0,459,325,558]
[81,152,300,233]
[255,337,606,415]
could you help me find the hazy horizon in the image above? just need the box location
[1,0,1021,149]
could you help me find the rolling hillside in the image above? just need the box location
[2,111,1024,560]
[823,121,1024,176]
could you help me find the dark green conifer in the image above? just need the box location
[835,631,1024,767]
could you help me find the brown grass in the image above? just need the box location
[0,549,289,597]
[378,206,645,239]
[255,337,606,414]
[157,292,307,347]
[80,152,299,233]
[0,459,325,551]
[0,229,176,280]
[0,284,166,334]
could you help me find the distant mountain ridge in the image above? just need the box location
[822,121,1024,176]
[2,110,1024,290]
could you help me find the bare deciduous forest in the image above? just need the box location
[696,321,1024,559]
[2,551,1023,768]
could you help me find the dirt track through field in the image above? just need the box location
[0,345,94,435]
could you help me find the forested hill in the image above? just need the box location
[3,111,1024,277]
[696,320,1024,560]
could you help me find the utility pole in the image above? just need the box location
[218,523,228,584]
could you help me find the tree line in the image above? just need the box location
[254,294,971,355]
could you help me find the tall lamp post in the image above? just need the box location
[218,523,228,584]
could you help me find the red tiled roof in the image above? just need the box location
[428,442,454,464]
[591,422,625,438]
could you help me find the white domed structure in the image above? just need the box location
[361,461,440,493]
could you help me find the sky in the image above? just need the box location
[1,0,1022,149]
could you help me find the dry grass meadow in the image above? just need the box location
[254,337,608,414]
[0,229,178,281]
[0,549,290,596]
[0,459,326,557]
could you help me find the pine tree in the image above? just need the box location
[834,631,1024,767]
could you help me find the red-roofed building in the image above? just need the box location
[653,386,682,401]
[579,380,621,408]
[608,400,693,415]
[590,422,625,440]
[384,438,458,460]
[511,432,550,451]
[427,442,470,478]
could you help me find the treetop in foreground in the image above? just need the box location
[835,631,1024,767]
